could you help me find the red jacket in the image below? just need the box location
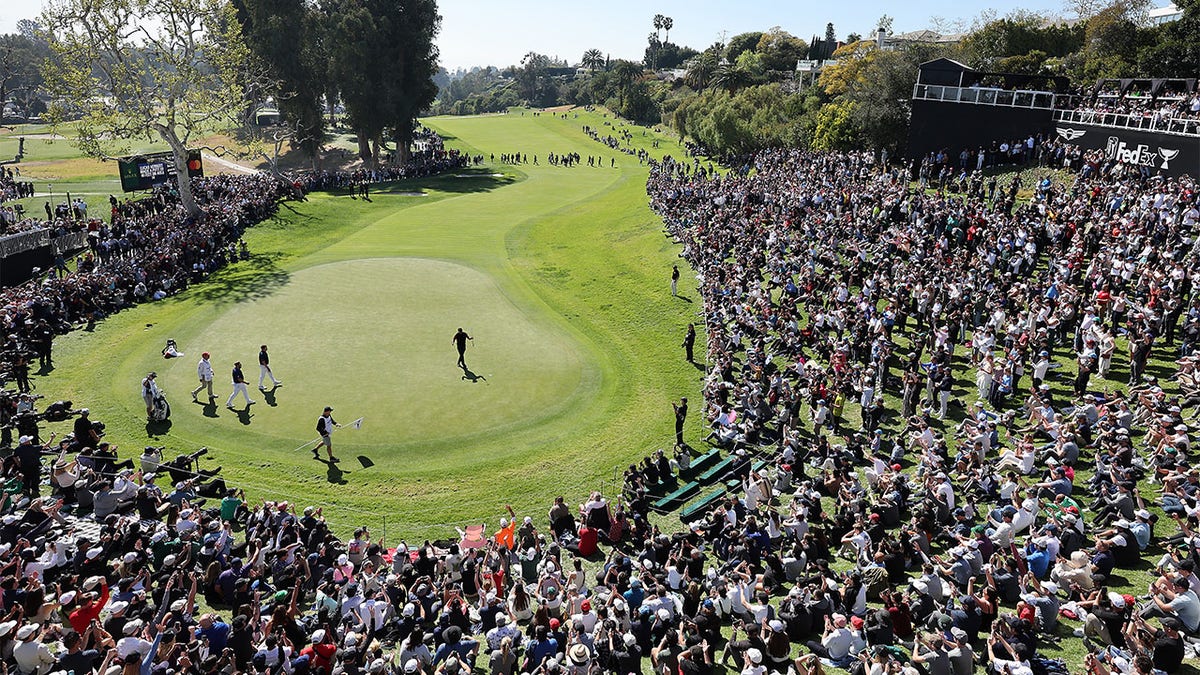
[69,581,109,634]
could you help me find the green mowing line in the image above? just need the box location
[35,112,704,537]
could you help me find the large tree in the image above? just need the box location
[756,27,807,73]
[0,33,48,120]
[40,0,249,216]
[327,0,440,167]
[234,0,328,167]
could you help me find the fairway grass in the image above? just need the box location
[37,110,703,537]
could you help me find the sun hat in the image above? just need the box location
[568,643,590,665]
[16,624,38,640]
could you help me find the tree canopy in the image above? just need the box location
[40,0,250,215]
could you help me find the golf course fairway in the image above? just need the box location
[38,109,703,537]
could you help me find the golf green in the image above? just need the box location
[159,258,587,454]
[39,109,702,535]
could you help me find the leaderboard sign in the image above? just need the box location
[117,150,204,192]
[1053,122,1198,178]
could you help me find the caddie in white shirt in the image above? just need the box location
[191,352,215,402]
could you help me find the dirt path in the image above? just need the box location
[202,152,258,174]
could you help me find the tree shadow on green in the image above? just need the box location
[426,170,518,194]
[308,169,520,199]
[189,254,291,305]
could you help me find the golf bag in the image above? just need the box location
[150,392,170,422]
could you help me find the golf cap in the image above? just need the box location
[324,406,333,411]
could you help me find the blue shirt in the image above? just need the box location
[433,639,478,665]
[197,621,230,652]
[525,638,558,667]
[1026,548,1050,579]
[1129,522,1151,550]
[623,587,644,611]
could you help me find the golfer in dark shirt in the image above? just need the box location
[258,345,281,390]
[226,362,254,408]
[452,328,473,368]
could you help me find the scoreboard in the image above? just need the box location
[117,150,204,192]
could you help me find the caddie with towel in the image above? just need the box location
[316,406,341,461]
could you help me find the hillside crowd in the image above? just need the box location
[644,143,1200,675]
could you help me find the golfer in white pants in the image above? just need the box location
[258,344,282,390]
[226,361,255,408]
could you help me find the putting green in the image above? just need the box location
[157,258,585,455]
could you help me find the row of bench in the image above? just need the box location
[639,447,771,523]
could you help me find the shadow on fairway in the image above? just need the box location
[191,254,290,305]
[357,455,374,469]
[424,171,518,195]
[675,295,693,303]
[145,418,172,437]
[199,399,219,418]
[460,365,488,383]
[317,457,348,484]
[263,387,279,407]
[235,408,253,425]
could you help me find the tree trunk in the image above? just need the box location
[156,126,200,217]
[356,129,372,166]
[370,138,382,169]
[392,125,412,165]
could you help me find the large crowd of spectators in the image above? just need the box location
[642,141,1200,675]
[294,128,468,193]
[2,114,1200,675]
[1061,88,1200,135]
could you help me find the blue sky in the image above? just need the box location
[4,0,1102,70]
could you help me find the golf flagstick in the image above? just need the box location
[349,417,364,430]
[291,437,323,453]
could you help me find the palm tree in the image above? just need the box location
[581,48,604,74]
[652,13,665,41]
[711,62,755,92]
[684,52,717,89]
[612,59,642,109]
[662,16,674,44]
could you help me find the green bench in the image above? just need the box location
[681,448,722,476]
[652,480,700,511]
[723,458,771,490]
[697,456,737,483]
[679,487,728,522]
